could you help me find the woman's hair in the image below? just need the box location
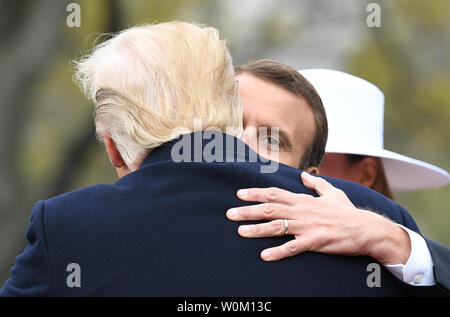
[74,22,243,169]
[346,154,393,199]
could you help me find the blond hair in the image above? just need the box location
[74,22,243,169]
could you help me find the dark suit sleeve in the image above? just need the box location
[387,205,450,296]
[423,236,450,295]
[0,201,53,296]
[399,236,450,297]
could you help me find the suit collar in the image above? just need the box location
[140,131,257,168]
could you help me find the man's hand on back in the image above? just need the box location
[226,172,411,265]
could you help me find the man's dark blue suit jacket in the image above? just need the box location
[1,132,421,296]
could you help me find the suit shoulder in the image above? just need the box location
[46,183,115,204]
[42,183,126,220]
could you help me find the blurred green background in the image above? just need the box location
[0,0,448,285]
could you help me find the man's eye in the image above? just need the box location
[266,137,280,147]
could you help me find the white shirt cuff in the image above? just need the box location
[385,225,435,286]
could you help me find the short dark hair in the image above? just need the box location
[235,60,328,169]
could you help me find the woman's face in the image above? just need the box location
[319,153,375,187]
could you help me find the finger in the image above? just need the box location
[236,187,297,205]
[226,203,294,221]
[301,172,336,196]
[260,239,310,261]
[238,219,301,238]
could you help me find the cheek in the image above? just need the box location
[319,162,338,176]
[319,158,352,179]
[277,152,301,169]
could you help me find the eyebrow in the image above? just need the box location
[259,126,293,152]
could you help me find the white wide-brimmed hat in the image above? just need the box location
[299,68,449,192]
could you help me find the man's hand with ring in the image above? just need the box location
[226,172,411,265]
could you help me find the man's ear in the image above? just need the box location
[305,166,319,175]
[358,157,378,188]
[103,134,126,168]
